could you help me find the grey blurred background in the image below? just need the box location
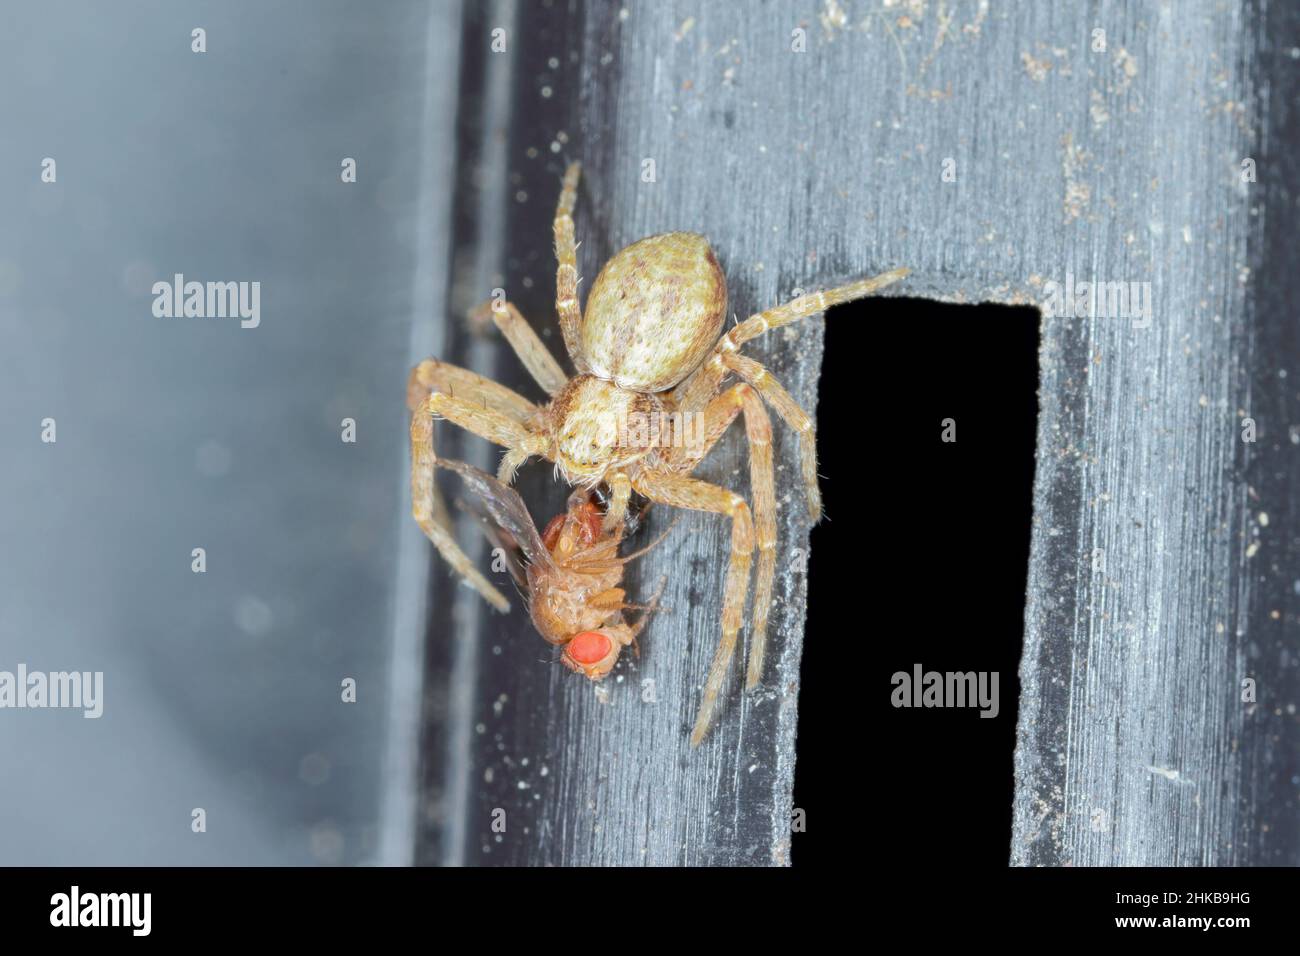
[0,0,456,864]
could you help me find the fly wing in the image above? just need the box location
[436,458,556,572]
[457,500,529,589]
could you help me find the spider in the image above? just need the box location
[436,456,666,680]
[409,162,908,745]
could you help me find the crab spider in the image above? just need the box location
[409,162,908,745]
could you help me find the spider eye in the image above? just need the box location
[567,630,612,667]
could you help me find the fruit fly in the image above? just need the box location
[435,458,666,679]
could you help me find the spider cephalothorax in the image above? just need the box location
[409,162,907,744]
[546,375,664,483]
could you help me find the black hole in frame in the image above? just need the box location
[795,297,1040,868]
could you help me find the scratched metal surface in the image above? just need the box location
[1004,0,1298,867]
[412,1,1298,866]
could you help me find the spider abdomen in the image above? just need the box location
[581,231,727,393]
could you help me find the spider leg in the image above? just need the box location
[674,267,909,412]
[409,387,549,611]
[664,385,776,689]
[601,471,633,534]
[407,359,540,422]
[468,299,568,396]
[418,391,549,456]
[632,471,754,747]
[664,384,749,471]
[553,162,585,367]
[719,352,821,522]
[730,387,775,688]
[724,267,910,351]
[410,408,510,612]
[406,359,545,608]
[409,358,544,487]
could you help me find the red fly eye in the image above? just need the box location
[541,513,566,551]
[568,631,612,666]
